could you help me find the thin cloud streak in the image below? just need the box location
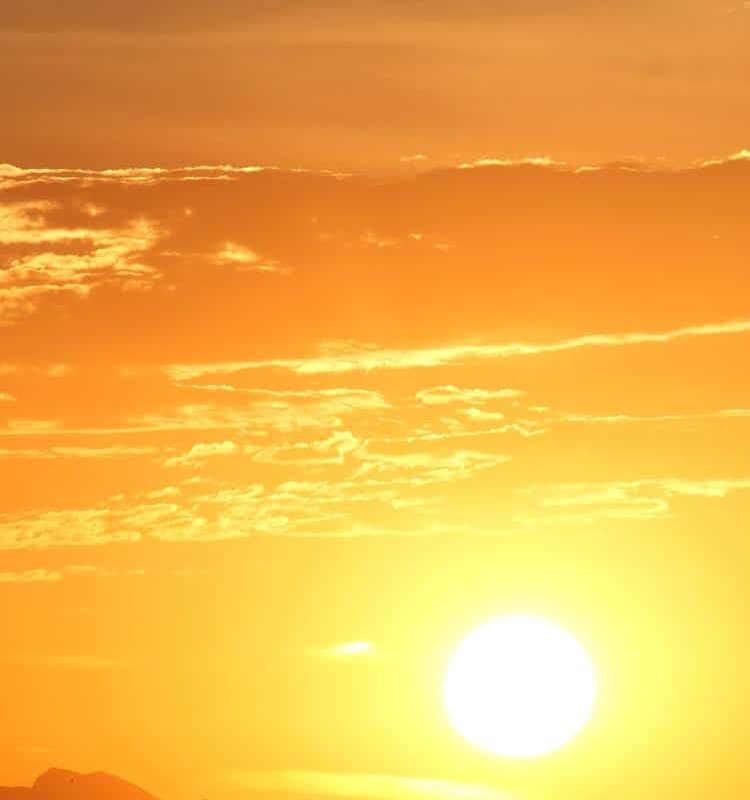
[0,569,62,583]
[167,318,750,380]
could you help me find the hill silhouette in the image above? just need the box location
[0,769,157,800]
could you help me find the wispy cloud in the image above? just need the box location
[0,164,267,189]
[522,478,750,527]
[0,569,62,583]
[0,201,161,324]
[459,156,564,170]
[353,448,509,483]
[0,565,145,583]
[0,390,390,439]
[0,164,354,193]
[0,445,160,459]
[0,438,510,547]
[416,386,523,406]
[166,318,750,379]
[215,242,286,273]
[133,391,389,435]
[163,440,239,468]
[558,408,750,426]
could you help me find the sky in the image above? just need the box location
[1,3,750,800]
[2,0,750,170]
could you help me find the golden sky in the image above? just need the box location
[2,3,750,800]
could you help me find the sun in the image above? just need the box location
[443,615,596,758]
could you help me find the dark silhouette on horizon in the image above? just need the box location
[0,769,157,800]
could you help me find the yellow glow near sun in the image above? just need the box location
[444,615,596,758]
[336,641,375,656]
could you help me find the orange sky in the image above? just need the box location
[2,4,750,800]
[2,0,750,170]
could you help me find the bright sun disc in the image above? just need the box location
[444,615,596,758]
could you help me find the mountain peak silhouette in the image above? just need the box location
[0,769,157,800]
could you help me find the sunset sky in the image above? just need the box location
[2,3,750,800]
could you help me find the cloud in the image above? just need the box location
[1,160,748,559]
[524,478,750,527]
[416,386,523,405]
[558,408,750,426]
[0,445,160,459]
[3,419,61,435]
[166,318,750,379]
[0,202,161,324]
[459,407,506,422]
[0,436,509,547]
[147,486,181,499]
[5,466,745,550]
[214,242,284,273]
[0,396,386,438]
[133,391,389,435]
[360,230,399,248]
[62,564,146,579]
[540,487,671,520]
[0,201,93,245]
[250,430,362,466]
[226,770,512,800]
[354,448,509,484]
[0,363,67,378]
[699,149,750,167]
[721,408,750,418]
[0,508,141,549]
[0,391,386,440]
[163,440,239,468]
[659,478,750,498]
[459,156,564,169]
[0,164,343,191]
[215,242,261,264]
[0,565,145,583]
[0,153,743,199]
[0,569,62,583]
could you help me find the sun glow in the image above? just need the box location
[444,615,596,758]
